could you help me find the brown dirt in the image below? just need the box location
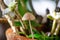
[6,28,36,40]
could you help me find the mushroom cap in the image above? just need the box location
[22,12,35,20]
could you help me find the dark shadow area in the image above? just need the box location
[0,23,10,40]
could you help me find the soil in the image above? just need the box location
[6,28,36,40]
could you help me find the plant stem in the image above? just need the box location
[20,27,28,37]
[14,10,25,29]
[51,19,56,35]
[29,20,34,39]
[20,20,25,29]
[15,0,28,29]
[20,0,27,12]
[20,0,25,8]
[14,10,28,36]
[54,20,60,35]
[4,15,17,33]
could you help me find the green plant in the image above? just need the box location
[4,0,60,40]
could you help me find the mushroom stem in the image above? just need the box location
[51,19,56,35]
[54,20,60,35]
[4,15,17,33]
[29,20,34,39]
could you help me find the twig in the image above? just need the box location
[14,10,25,29]
[29,20,34,39]
[4,15,17,33]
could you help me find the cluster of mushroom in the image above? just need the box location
[22,12,35,39]
[3,0,36,40]
[5,12,36,40]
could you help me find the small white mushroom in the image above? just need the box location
[22,12,35,39]
[22,12,35,20]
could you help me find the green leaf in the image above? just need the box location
[47,15,54,20]
[24,0,28,4]
[28,33,41,39]
[18,0,27,16]
[18,32,25,34]
[14,21,22,26]
[33,28,40,34]
[24,20,40,27]
[31,21,40,27]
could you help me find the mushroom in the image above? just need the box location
[22,12,35,39]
